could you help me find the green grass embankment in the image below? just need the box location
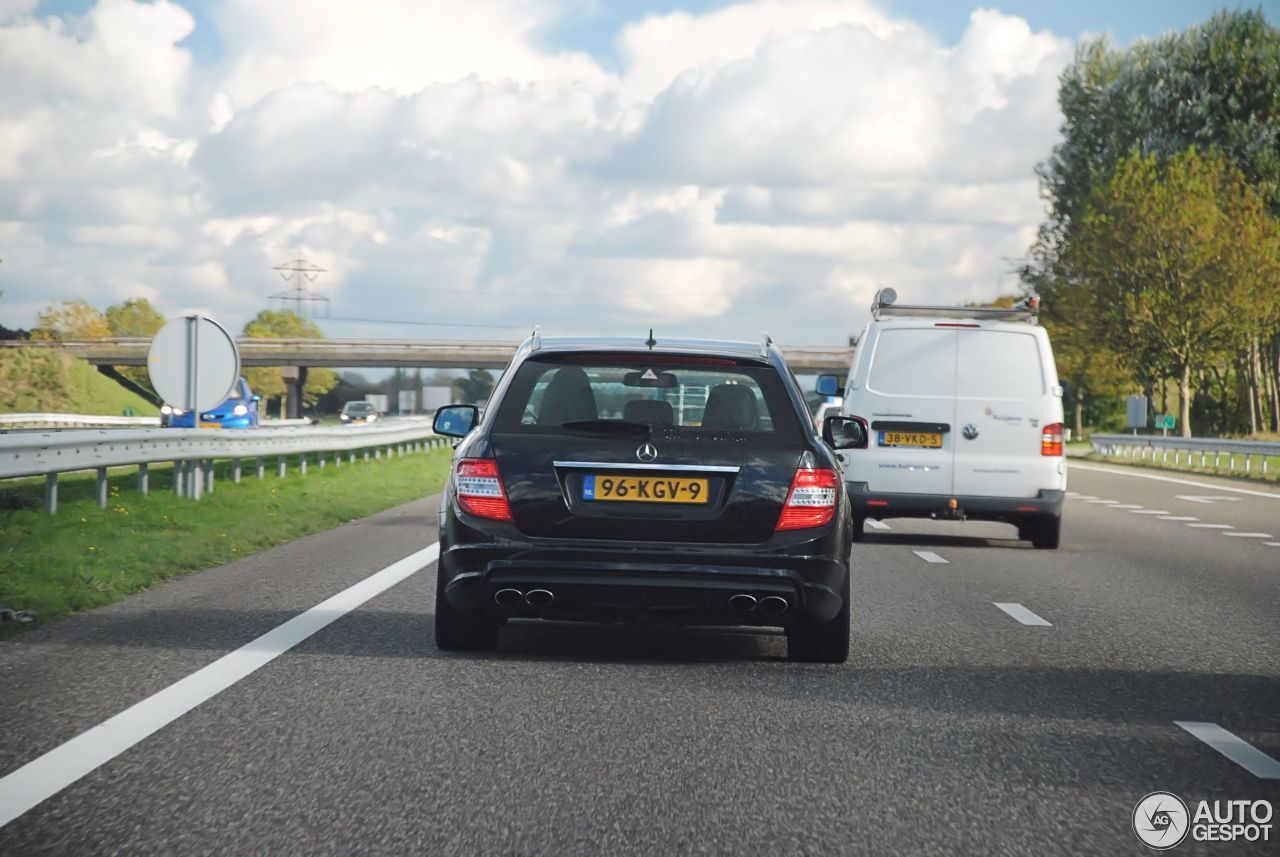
[0,347,158,415]
[0,446,452,629]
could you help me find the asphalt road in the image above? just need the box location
[1,462,1277,855]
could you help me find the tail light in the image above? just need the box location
[455,458,513,522]
[1041,422,1064,456]
[776,468,839,531]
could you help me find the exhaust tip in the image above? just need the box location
[758,595,789,615]
[525,589,555,608]
[494,588,524,607]
[728,593,758,612]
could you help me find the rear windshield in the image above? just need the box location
[493,356,802,438]
[955,331,1044,399]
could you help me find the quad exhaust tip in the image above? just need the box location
[493,588,524,607]
[728,593,758,612]
[525,589,555,607]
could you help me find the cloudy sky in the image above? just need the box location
[0,0,1229,345]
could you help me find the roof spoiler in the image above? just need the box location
[871,289,1040,324]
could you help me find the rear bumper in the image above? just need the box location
[847,482,1065,523]
[440,542,848,626]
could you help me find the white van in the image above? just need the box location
[817,290,1066,548]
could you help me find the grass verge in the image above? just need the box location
[0,446,452,630]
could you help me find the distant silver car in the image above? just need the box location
[340,401,378,424]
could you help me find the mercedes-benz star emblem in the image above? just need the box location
[962,423,979,440]
[636,443,658,462]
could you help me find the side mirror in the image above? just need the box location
[1055,381,1069,399]
[823,415,867,450]
[251,395,261,402]
[434,404,478,438]
[815,374,841,397]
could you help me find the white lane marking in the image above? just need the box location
[1069,463,1280,500]
[912,550,948,564]
[1176,494,1242,505]
[1157,515,1199,521]
[1111,504,1143,509]
[1187,523,1233,529]
[1129,509,1169,515]
[1266,542,1280,547]
[1073,495,1098,500]
[1222,532,1274,539]
[0,542,441,829]
[1086,499,1119,505]
[1175,721,1280,779]
[866,519,891,530]
[993,602,1052,627]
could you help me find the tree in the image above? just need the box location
[32,300,111,341]
[1063,149,1277,436]
[105,298,165,337]
[240,310,337,409]
[455,369,495,405]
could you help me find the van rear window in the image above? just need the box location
[866,329,955,397]
[956,331,1044,399]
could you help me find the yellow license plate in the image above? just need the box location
[879,431,942,448]
[199,421,222,429]
[584,474,709,504]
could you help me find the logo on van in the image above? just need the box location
[962,424,979,440]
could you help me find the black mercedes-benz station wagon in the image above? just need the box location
[430,334,867,662]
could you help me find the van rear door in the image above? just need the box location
[857,327,955,496]
[951,329,1054,499]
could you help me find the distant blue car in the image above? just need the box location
[163,377,261,428]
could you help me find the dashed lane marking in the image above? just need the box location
[1086,499,1119,505]
[1176,494,1243,505]
[1111,504,1143,509]
[1186,523,1234,529]
[1175,722,1280,779]
[1157,516,1199,521]
[1068,464,1280,500]
[0,542,442,829]
[1129,509,1169,515]
[993,603,1053,627]
[1222,532,1274,539]
[866,520,891,530]
[912,550,948,564]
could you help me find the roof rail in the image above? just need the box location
[871,289,1040,324]
[760,331,772,357]
[530,325,542,351]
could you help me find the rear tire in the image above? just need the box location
[1022,518,1061,550]
[434,568,499,651]
[787,570,850,663]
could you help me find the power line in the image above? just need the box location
[270,255,330,316]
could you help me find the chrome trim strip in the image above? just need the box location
[552,460,741,473]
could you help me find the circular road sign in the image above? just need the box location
[147,315,240,414]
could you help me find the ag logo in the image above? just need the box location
[636,443,658,463]
[962,423,979,440]
[1133,792,1189,849]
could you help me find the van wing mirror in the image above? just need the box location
[434,404,478,438]
[815,374,841,397]
[823,415,867,450]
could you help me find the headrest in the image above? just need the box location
[701,383,759,431]
[623,399,675,426]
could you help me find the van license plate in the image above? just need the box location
[583,474,709,504]
[879,431,942,448]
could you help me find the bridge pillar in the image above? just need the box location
[281,366,308,420]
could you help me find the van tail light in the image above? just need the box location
[1041,422,1064,456]
[776,468,839,531]
[455,458,513,521]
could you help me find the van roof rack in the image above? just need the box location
[871,289,1040,324]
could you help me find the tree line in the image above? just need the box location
[1022,8,1280,438]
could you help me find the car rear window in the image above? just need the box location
[492,356,802,438]
[866,328,956,397]
[955,331,1044,399]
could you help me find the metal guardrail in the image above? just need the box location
[1090,433,1280,475]
[0,417,452,513]
[0,414,319,430]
